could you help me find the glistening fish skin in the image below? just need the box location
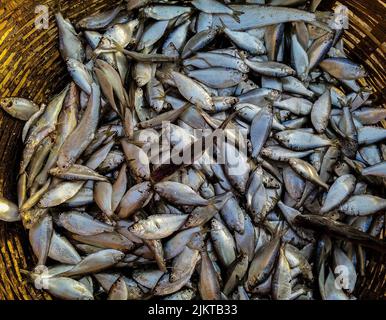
[251,106,273,158]
[339,195,386,216]
[0,197,20,222]
[320,174,356,213]
[361,161,386,178]
[320,58,367,80]
[275,130,332,150]
[0,97,39,121]
[57,84,101,170]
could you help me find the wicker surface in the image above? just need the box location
[0,0,384,300]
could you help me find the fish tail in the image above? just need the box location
[19,269,36,283]
[121,138,146,148]
[331,138,341,148]
[142,291,155,300]
[19,268,30,276]
[199,225,210,234]
[110,39,126,55]
[219,110,238,130]
[277,221,290,239]
[217,17,227,33]
[152,93,166,101]
[207,195,217,207]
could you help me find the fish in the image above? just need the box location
[214,5,316,31]
[48,231,82,265]
[186,68,247,89]
[108,276,128,300]
[199,249,221,300]
[0,97,39,121]
[223,28,266,55]
[272,247,292,300]
[154,181,210,206]
[59,211,114,236]
[20,87,68,174]
[138,20,169,51]
[29,214,53,266]
[56,13,85,62]
[320,58,367,80]
[246,233,281,290]
[362,161,386,178]
[59,249,125,277]
[143,5,192,21]
[39,277,94,300]
[77,6,124,30]
[170,235,201,282]
[223,253,249,295]
[66,59,92,95]
[181,29,217,59]
[275,130,332,150]
[288,158,329,189]
[193,0,243,22]
[320,174,356,213]
[34,84,78,186]
[210,217,236,268]
[56,84,101,170]
[170,71,213,110]
[0,197,20,222]
[130,214,188,240]
[250,106,273,158]
[118,182,153,219]
[49,164,107,182]
[245,60,295,78]
[339,195,386,216]
[184,52,249,73]
[311,90,332,133]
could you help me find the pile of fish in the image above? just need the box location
[0,0,385,300]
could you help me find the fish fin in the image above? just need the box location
[231,10,244,24]
[195,106,218,129]
[120,137,146,148]
[199,225,210,234]
[105,130,118,141]
[277,221,290,239]
[155,69,173,84]
[217,17,227,33]
[310,17,332,32]
[129,140,146,148]
[219,110,238,130]
[109,39,126,55]
[152,91,166,101]
[210,191,232,209]
[137,9,146,20]
[19,269,31,276]
[196,57,212,68]
[179,102,191,113]
[141,291,154,300]
[331,138,342,148]
[329,117,345,138]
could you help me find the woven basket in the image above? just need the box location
[0,0,384,300]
